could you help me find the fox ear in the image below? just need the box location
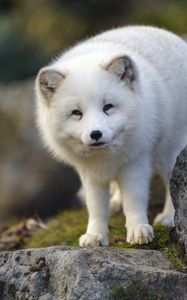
[105,55,136,85]
[37,68,65,104]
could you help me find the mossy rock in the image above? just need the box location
[27,208,185,270]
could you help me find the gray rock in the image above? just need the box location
[170,146,187,261]
[0,246,187,300]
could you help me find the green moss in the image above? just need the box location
[26,208,185,270]
[8,284,16,298]
[110,281,164,300]
[27,209,126,248]
[164,245,184,271]
[149,225,184,270]
[27,209,88,248]
[110,285,126,299]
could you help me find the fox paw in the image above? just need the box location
[154,213,174,227]
[127,224,154,244]
[79,233,109,247]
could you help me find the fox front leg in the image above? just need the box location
[118,157,154,244]
[79,175,110,247]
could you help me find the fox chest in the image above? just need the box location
[82,157,123,184]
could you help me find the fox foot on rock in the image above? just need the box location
[126,224,154,244]
[79,233,109,247]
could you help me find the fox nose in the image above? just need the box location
[90,130,102,141]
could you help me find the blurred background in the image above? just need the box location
[0,0,187,226]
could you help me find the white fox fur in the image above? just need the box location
[35,26,187,246]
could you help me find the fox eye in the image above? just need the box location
[103,104,114,114]
[71,109,82,119]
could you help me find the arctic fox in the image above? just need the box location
[35,26,187,246]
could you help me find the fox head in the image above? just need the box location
[36,54,140,162]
